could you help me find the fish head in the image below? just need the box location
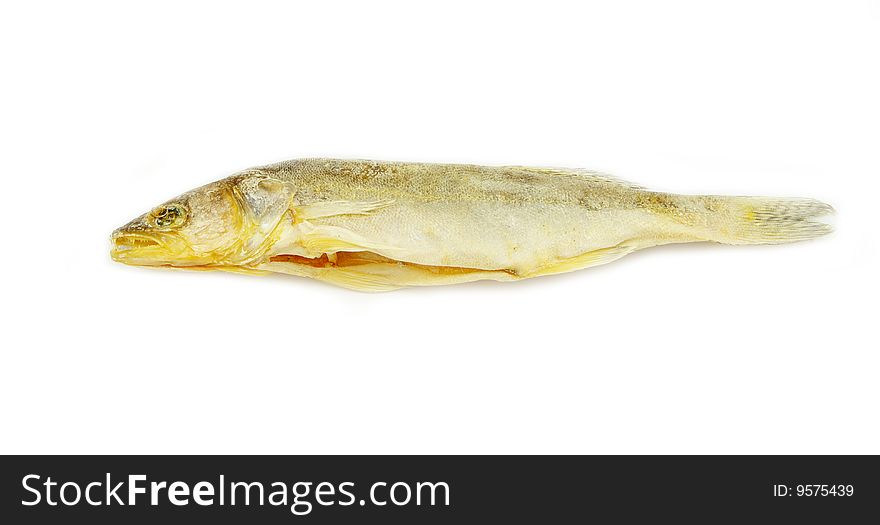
[110,172,294,268]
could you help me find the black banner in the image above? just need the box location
[2,456,875,523]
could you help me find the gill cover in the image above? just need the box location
[231,174,297,263]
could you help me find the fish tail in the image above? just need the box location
[690,195,834,245]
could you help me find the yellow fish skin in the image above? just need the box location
[110,158,833,291]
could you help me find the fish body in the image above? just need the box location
[111,158,833,291]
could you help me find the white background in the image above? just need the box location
[1,1,877,454]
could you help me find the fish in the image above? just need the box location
[110,158,833,291]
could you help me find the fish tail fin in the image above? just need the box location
[692,195,834,245]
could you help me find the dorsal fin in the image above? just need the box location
[506,166,646,190]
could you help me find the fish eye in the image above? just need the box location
[153,204,187,228]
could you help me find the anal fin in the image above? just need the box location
[523,243,636,278]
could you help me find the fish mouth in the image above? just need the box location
[113,233,162,250]
[110,232,170,264]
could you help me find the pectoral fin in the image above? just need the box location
[216,265,272,276]
[287,198,401,258]
[317,268,403,292]
[257,260,402,292]
[294,199,394,221]
[298,223,401,257]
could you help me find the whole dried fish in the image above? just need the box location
[110,159,833,291]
